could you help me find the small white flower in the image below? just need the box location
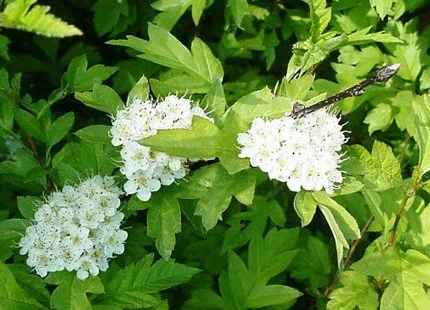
[19,176,127,280]
[237,108,346,193]
[110,95,214,202]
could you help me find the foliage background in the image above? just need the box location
[0,0,429,309]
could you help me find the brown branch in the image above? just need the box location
[324,216,375,297]
[292,64,401,118]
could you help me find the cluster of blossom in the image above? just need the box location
[19,176,127,280]
[237,108,347,194]
[110,95,213,202]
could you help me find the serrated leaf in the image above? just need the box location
[370,0,395,19]
[0,34,11,60]
[152,0,192,31]
[327,271,379,310]
[108,24,223,94]
[364,102,394,135]
[228,0,249,27]
[0,0,82,37]
[92,0,129,36]
[97,254,199,308]
[412,94,430,174]
[192,164,256,230]
[353,248,430,309]
[45,272,104,310]
[306,0,331,41]
[346,26,403,45]
[0,262,46,309]
[289,235,332,288]
[385,21,424,82]
[346,141,402,191]
[217,230,301,308]
[278,74,314,100]
[146,191,181,259]
[65,55,117,93]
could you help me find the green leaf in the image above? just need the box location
[200,80,226,124]
[370,0,395,19]
[14,108,46,142]
[142,116,225,159]
[306,0,331,41]
[293,191,317,227]
[192,164,257,230]
[353,248,430,309]
[75,84,124,115]
[227,0,249,27]
[0,219,30,261]
[191,0,206,25]
[411,94,430,174]
[278,74,315,100]
[17,196,39,219]
[108,24,223,94]
[0,34,11,60]
[392,90,417,137]
[230,87,293,123]
[246,285,302,308]
[312,191,360,267]
[346,26,403,45]
[53,141,117,186]
[74,125,111,143]
[45,272,104,310]
[289,235,332,288]
[217,230,302,308]
[46,112,74,148]
[65,55,117,93]
[8,264,50,307]
[385,21,424,82]
[98,254,199,308]
[0,262,46,309]
[327,271,379,310]
[364,102,395,135]
[151,0,191,31]
[127,74,149,104]
[222,196,286,253]
[92,0,129,36]
[0,0,82,37]
[346,141,402,191]
[146,191,181,259]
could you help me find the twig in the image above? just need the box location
[292,64,401,118]
[324,216,375,297]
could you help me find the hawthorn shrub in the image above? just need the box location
[0,0,429,309]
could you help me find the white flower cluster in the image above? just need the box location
[19,176,127,280]
[110,95,213,202]
[237,109,347,194]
